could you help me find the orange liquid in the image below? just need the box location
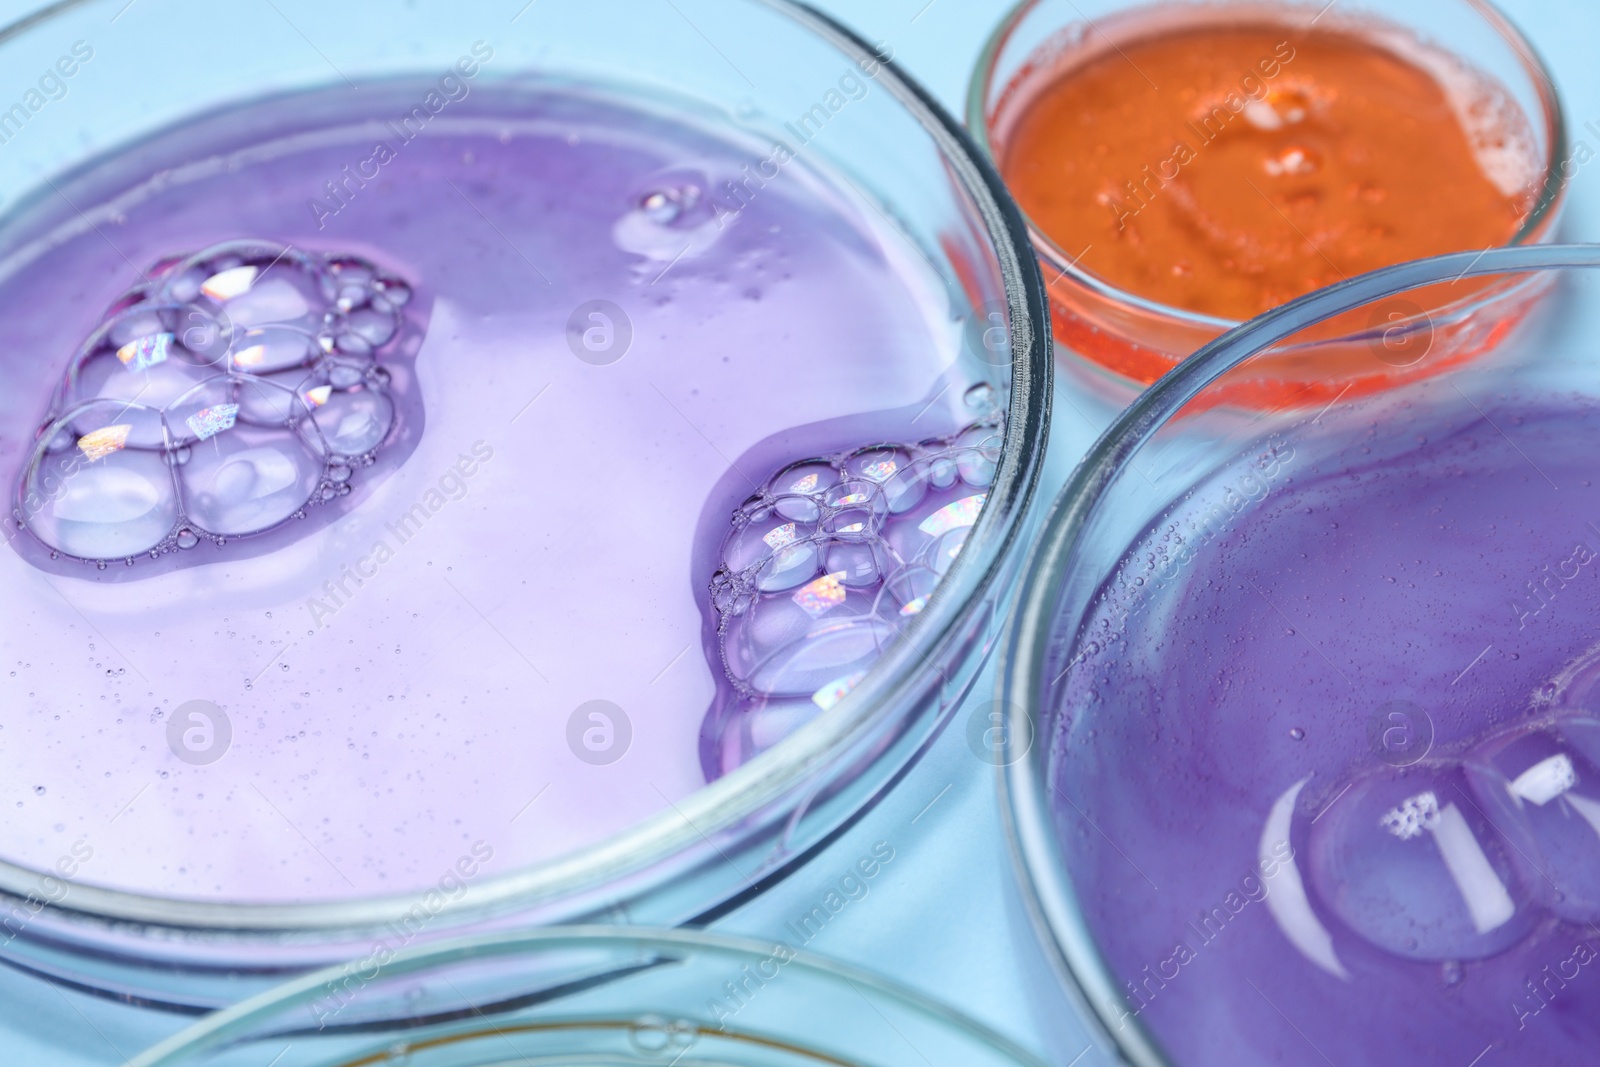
[990,12,1550,398]
[1002,20,1534,320]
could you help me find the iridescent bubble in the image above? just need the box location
[701,411,1007,773]
[768,461,838,503]
[167,242,332,336]
[722,513,817,574]
[229,325,318,375]
[753,540,823,593]
[876,564,939,618]
[844,447,912,489]
[11,243,412,566]
[820,508,875,542]
[21,403,178,560]
[165,378,239,445]
[843,447,925,512]
[721,579,877,693]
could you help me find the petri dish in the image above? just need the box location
[1003,244,1600,1066]
[968,0,1567,405]
[0,0,1050,1015]
[123,926,1051,1067]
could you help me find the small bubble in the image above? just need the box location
[1289,727,1305,741]
[32,785,44,796]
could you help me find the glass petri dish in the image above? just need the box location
[968,0,1567,406]
[123,926,1051,1067]
[1003,243,1600,1066]
[0,0,1051,1015]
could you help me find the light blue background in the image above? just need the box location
[2,0,1597,1062]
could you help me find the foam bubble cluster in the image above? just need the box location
[12,241,412,566]
[701,385,1003,777]
[1294,711,1600,966]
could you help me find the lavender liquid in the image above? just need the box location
[0,78,987,904]
[1055,401,1600,1065]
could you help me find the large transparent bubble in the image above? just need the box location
[1467,713,1600,923]
[12,242,413,565]
[1304,760,1538,961]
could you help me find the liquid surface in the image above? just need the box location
[0,79,977,903]
[1053,402,1600,1065]
[998,15,1538,319]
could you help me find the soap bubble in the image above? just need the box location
[700,409,1005,773]
[1467,713,1600,923]
[10,241,413,566]
[1305,760,1537,961]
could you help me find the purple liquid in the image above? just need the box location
[698,406,1001,778]
[0,79,983,903]
[1055,402,1600,1065]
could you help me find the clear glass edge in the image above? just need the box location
[999,242,1600,1067]
[124,925,1058,1067]
[963,0,1573,332]
[0,0,1057,938]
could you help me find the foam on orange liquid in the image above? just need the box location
[990,10,1552,402]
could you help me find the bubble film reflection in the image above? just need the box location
[13,242,412,565]
[1301,760,1536,961]
[701,405,1004,778]
[1050,401,1600,1066]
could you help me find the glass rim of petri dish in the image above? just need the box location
[964,0,1570,336]
[124,925,1055,1067]
[998,241,1600,1067]
[0,0,1052,966]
